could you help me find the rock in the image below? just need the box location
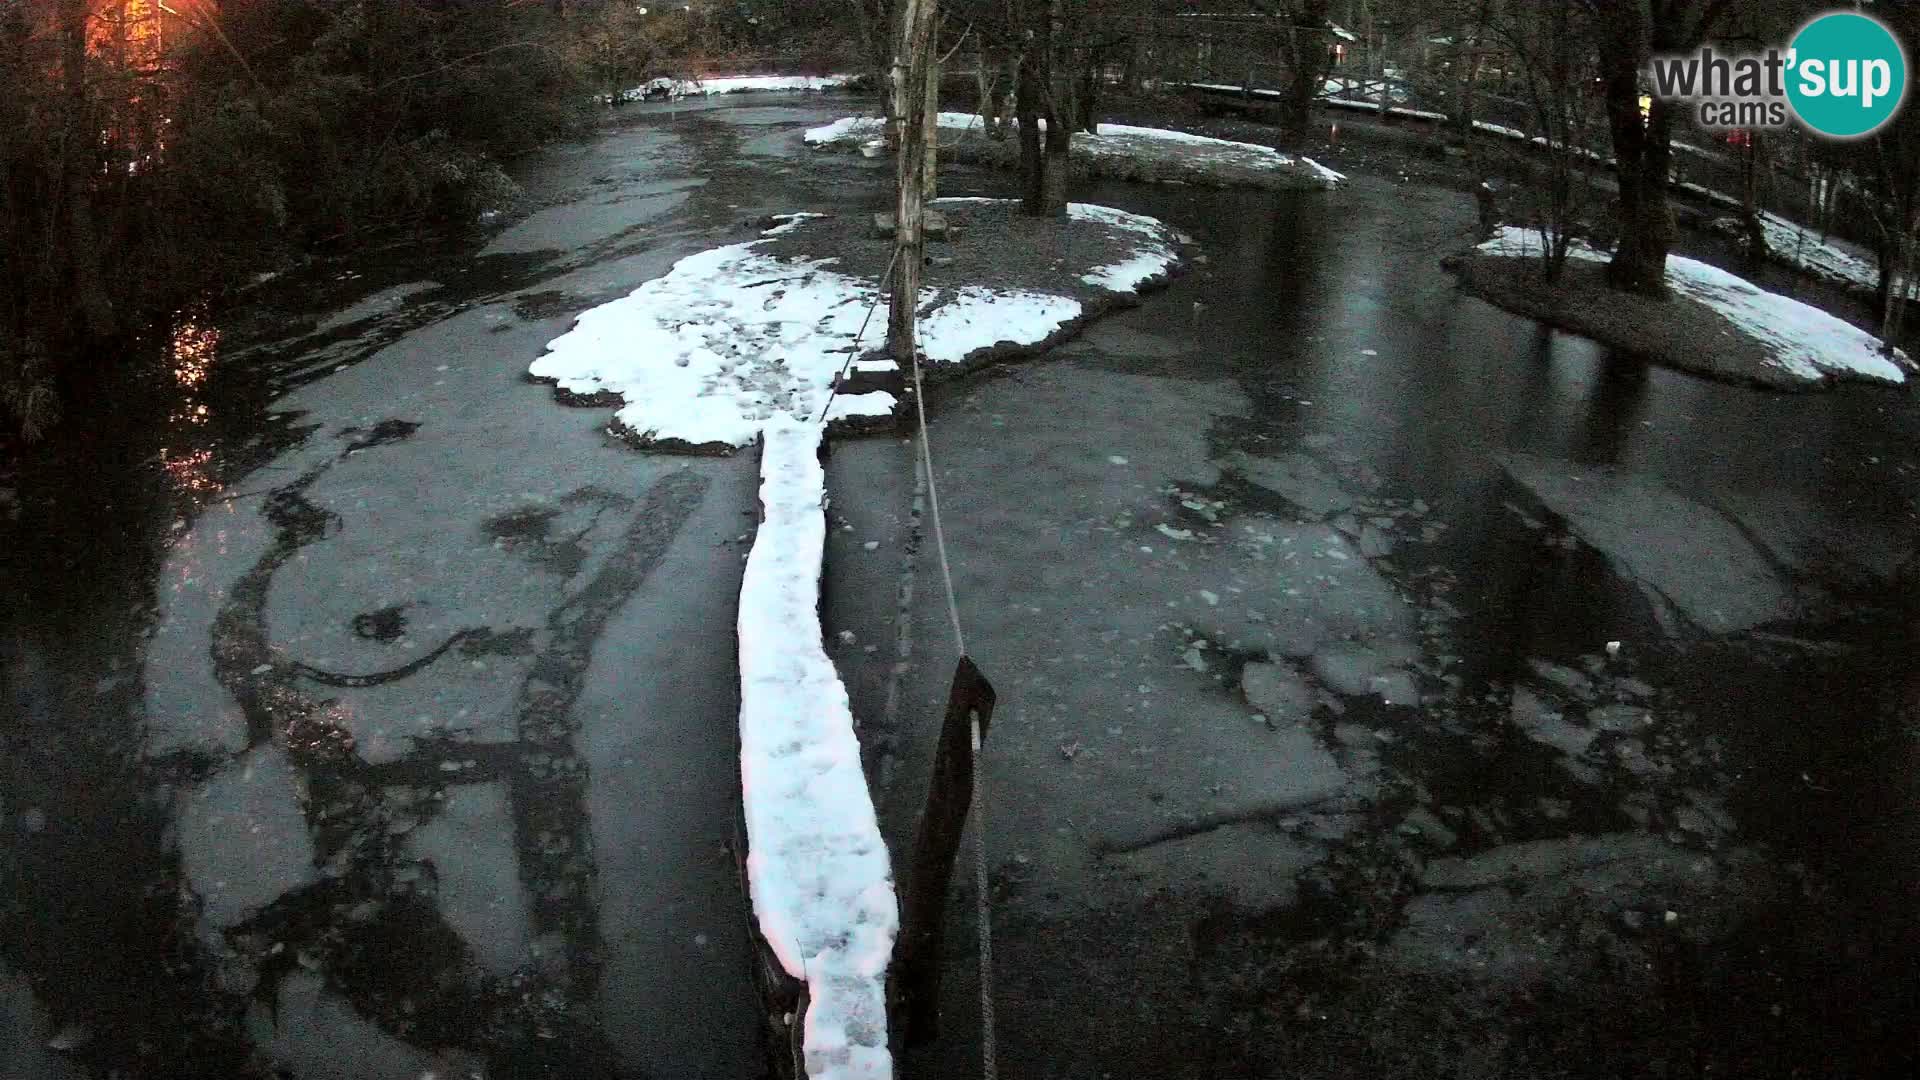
[1241,660,1314,723]
[18,807,46,834]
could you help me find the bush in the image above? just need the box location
[0,0,593,441]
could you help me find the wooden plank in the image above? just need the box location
[892,656,996,1046]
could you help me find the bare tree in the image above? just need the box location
[1485,0,1602,281]
[1256,0,1335,138]
[1581,0,1734,298]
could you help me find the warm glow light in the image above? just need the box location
[162,313,223,492]
[171,317,218,389]
[161,447,220,493]
[86,0,168,68]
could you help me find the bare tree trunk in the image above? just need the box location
[1595,14,1673,298]
[1015,54,1045,212]
[1280,0,1332,139]
[1039,0,1071,214]
[1368,0,1395,125]
[1076,49,1099,133]
[1881,205,1915,347]
[853,0,899,146]
[976,36,997,136]
[1042,112,1071,214]
[1740,131,1768,267]
[887,0,938,360]
[923,48,939,202]
[995,52,1016,134]
[1591,0,1733,297]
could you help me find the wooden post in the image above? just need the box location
[888,0,938,361]
[894,657,996,1045]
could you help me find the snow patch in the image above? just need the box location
[806,114,1341,188]
[920,287,1083,359]
[530,217,895,448]
[1067,202,1181,291]
[628,73,856,101]
[739,418,896,1080]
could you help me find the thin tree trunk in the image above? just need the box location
[887,0,938,360]
[976,37,997,136]
[1740,131,1768,267]
[1881,205,1915,346]
[923,49,939,202]
[1076,50,1099,133]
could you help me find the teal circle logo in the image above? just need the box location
[1786,12,1907,138]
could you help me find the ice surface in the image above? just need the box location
[177,745,317,929]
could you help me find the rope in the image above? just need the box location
[812,246,905,425]
[970,713,996,1080]
[907,348,967,659]
[908,330,989,1079]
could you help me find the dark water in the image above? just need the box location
[1,96,892,1080]
[5,98,1918,1080]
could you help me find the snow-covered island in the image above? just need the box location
[806,112,1344,192]
[1449,225,1911,390]
[616,73,863,103]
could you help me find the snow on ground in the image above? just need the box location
[530,216,891,448]
[1472,120,1527,140]
[531,205,1180,1077]
[740,416,896,1080]
[918,286,1083,361]
[1321,96,1449,121]
[1184,80,1440,119]
[532,205,1179,447]
[623,73,855,101]
[805,112,1343,186]
[1068,202,1183,290]
[1477,225,1908,385]
[1321,76,1412,103]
